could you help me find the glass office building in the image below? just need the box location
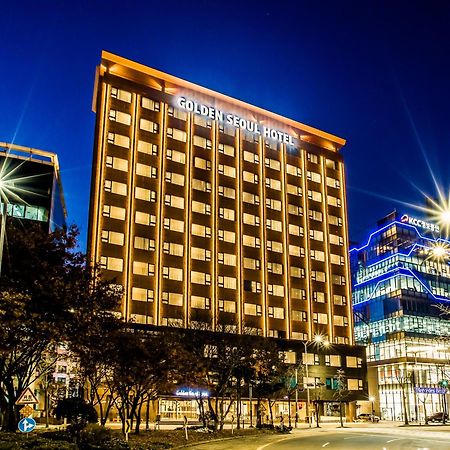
[351,211,450,421]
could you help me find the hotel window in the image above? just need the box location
[329,215,343,226]
[106,155,128,172]
[243,150,259,164]
[268,306,285,319]
[266,219,282,232]
[192,201,211,215]
[327,177,341,189]
[133,261,155,276]
[265,178,281,191]
[332,274,346,285]
[290,266,305,279]
[327,195,342,207]
[192,179,212,192]
[163,242,184,257]
[329,234,344,246]
[244,280,261,293]
[268,284,284,297]
[135,211,156,226]
[308,190,322,202]
[265,158,280,171]
[191,271,211,285]
[137,141,158,155]
[287,184,302,196]
[326,159,337,170]
[307,171,321,183]
[218,143,235,157]
[289,224,303,236]
[346,357,362,368]
[163,217,184,233]
[311,270,326,282]
[107,132,130,148]
[162,292,183,306]
[244,258,261,270]
[193,135,212,149]
[219,229,236,243]
[165,194,184,209]
[333,294,347,305]
[141,97,160,111]
[194,157,211,170]
[135,187,156,202]
[309,210,323,221]
[103,205,126,220]
[267,262,283,274]
[167,127,187,142]
[347,379,363,391]
[162,266,183,281]
[243,213,260,226]
[218,185,235,199]
[218,253,236,266]
[313,292,326,303]
[192,223,212,237]
[132,287,154,301]
[136,163,157,178]
[219,207,235,221]
[219,300,236,313]
[310,249,325,262]
[134,236,155,251]
[265,140,278,150]
[101,230,124,246]
[218,276,237,289]
[191,247,212,261]
[140,118,159,133]
[292,310,307,322]
[110,87,131,102]
[191,295,211,309]
[165,172,185,186]
[289,245,305,257]
[313,312,328,324]
[104,180,127,196]
[267,240,283,253]
[167,148,186,164]
[109,109,131,126]
[244,303,262,316]
[266,198,282,211]
[168,106,187,120]
[325,355,341,367]
[307,152,319,164]
[286,164,301,177]
[335,336,349,344]
[218,164,236,178]
[302,353,319,365]
[243,171,259,183]
[330,254,345,265]
[334,315,349,327]
[100,256,123,272]
[194,115,212,128]
[291,288,306,300]
[218,123,235,136]
[310,229,324,241]
[288,204,303,216]
[243,192,260,205]
[242,234,260,248]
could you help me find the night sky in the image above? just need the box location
[2,1,450,250]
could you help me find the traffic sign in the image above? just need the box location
[18,417,36,433]
[16,388,38,405]
[20,405,34,417]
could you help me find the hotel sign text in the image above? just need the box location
[177,97,295,145]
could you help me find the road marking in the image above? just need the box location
[322,443,330,447]
[386,439,401,443]
[256,436,293,450]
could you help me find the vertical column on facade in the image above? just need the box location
[211,122,218,330]
[124,93,139,321]
[184,113,194,328]
[258,138,268,337]
[300,149,313,339]
[154,102,168,326]
[236,129,243,334]
[339,161,354,345]
[320,156,334,342]
[280,143,291,339]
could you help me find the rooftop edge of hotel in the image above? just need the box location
[97,51,346,152]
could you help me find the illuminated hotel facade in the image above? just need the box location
[88,51,357,348]
[351,211,450,422]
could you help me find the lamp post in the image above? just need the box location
[369,396,375,421]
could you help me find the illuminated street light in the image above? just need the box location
[432,244,447,259]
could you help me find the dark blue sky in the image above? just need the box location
[2,1,450,249]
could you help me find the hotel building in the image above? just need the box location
[351,211,450,422]
[88,51,367,420]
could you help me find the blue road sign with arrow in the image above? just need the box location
[18,417,36,433]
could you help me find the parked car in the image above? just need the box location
[357,413,380,423]
[427,412,448,423]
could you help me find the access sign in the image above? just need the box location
[15,388,38,405]
[18,417,36,433]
